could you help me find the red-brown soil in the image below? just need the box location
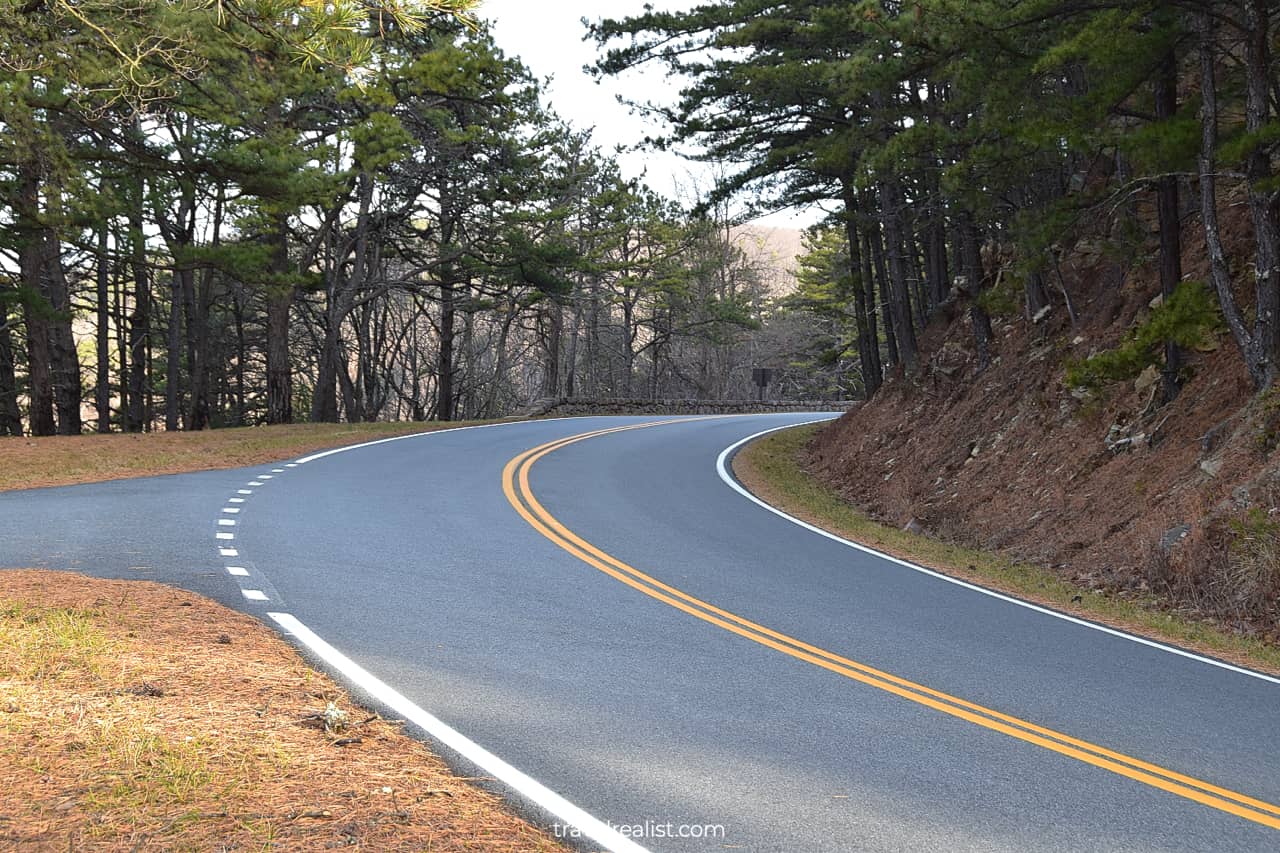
[809,205,1280,639]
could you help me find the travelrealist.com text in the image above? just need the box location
[553,820,728,841]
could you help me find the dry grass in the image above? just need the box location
[0,421,511,493]
[735,424,1280,677]
[0,570,567,852]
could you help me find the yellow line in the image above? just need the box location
[502,422,1280,831]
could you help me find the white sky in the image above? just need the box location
[476,0,821,229]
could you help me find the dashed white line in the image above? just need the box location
[218,519,236,526]
[216,532,235,540]
[238,489,253,495]
[219,548,238,557]
[223,508,240,514]
[226,566,249,577]
[271,468,285,473]
[229,498,246,503]
[286,463,299,468]
[269,612,648,853]
[259,474,273,480]
[241,589,268,601]
[248,481,264,487]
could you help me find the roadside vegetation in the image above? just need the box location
[736,424,1280,677]
[0,420,505,492]
[0,570,565,851]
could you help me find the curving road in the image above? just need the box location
[3,414,1280,852]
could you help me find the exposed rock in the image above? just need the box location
[1105,424,1147,453]
[1159,524,1191,553]
[1072,336,1086,346]
[1199,457,1223,478]
[1148,293,1164,310]
[903,518,925,536]
[1133,365,1160,395]
[1199,420,1230,453]
[1232,486,1252,509]
[1032,305,1053,324]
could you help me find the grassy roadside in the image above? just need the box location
[734,423,1280,677]
[0,570,566,851]
[0,420,512,493]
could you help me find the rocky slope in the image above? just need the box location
[808,211,1280,639]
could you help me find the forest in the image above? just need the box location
[3,0,1280,438]
[0,0,820,437]
[596,0,1280,403]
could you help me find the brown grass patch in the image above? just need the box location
[0,570,566,851]
[0,421,511,493]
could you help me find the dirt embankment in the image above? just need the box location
[808,209,1280,640]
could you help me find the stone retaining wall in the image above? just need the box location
[523,398,856,417]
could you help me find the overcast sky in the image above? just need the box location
[476,0,821,229]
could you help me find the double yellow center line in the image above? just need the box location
[502,420,1280,831]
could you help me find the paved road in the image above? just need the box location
[3,414,1279,852]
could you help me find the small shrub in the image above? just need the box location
[1256,388,1280,453]
[1065,280,1221,389]
[1146,505,1280,628]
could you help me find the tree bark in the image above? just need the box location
[165,272,183,430]
[0,279,22,436]
[959,211,994,371]
[265,219,293,425]
[1154,49,1184,403]
[95,224,111,433]
[17,159,54,436]
[126,203,151,433]
[841,180,882,398]
[1199,7,1259,385]
[1243,0,1280,389]
[879,180,919,368]
[40,231,82,435]
[437,279,456,420]
[868,217,898,368]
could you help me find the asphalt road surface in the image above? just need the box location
[3,414,1279,852]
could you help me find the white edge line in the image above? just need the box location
[292,416,612,465]
[268,612,648,853]
[715,420,1280,687]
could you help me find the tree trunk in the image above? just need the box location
[0,279,22,436]
[437,279,456,420]
[41,232,82,435]
[17,160,55,436]
[1025,269,1051,319]
[1155,49,1184,403]
[959,211,994,371]
[1199,8,1256,384]
[265,220,293,425]
[879,180,919,368]
[95,224,111,433]
[868,219,898,369]
[1243,0,1280,389]
[165,273,183,430]
[841,180,882,398]
[542,300,562,398]
[126,196,150,433]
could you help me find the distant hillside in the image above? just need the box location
[731,225,804,297]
